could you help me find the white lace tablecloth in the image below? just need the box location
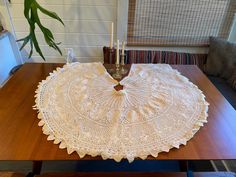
[34,62,209,162]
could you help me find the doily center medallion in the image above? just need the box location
[35,62,209,162]
[113,83,124,92]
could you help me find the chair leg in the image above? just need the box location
[26,161,43,177]
[187,170,194,177]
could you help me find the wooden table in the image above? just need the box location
[0,63,236,176]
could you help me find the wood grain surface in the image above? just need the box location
[0,63,235,161]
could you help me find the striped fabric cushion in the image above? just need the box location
[103,47,207,71]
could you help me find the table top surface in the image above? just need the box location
[0,63,235,161]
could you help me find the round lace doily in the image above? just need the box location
[34,62,209,162]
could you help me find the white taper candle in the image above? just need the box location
[122,41,125,55]
[110,22,114,48]
[116,40,119,65]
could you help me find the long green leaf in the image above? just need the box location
[31,5,54,41]
[28,39,34,59]
[32,32,45,60]
[30,8,45,60]
[19,36,30,50]
[24,0,34,19]
[36,2,64,25]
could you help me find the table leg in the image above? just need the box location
[179,160,188,171]
[26,161,43,177]
[33,161,43,175]
[179,160,194,177]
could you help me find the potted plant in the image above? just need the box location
[17,0,64,60]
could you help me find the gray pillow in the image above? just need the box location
[228,66,236,90]
[205,37,236,79]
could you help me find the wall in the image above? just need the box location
[8,0,117,63]
[2,0,236,63]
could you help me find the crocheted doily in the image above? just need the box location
[34,63,209,162]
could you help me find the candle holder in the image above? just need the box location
[109,47,115,64]
[112,64,122,80]
[108,47,115,74]
[120,54,128,75]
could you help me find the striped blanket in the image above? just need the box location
[103,47,207,71]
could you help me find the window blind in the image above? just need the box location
[127,0,236,46]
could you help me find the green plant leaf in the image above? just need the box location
[17,0,64,60]
[19,35,30,50]
[29,40,34,59]
[36,2,64,26]
[32,31,45,60]
[24,0,35,19]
